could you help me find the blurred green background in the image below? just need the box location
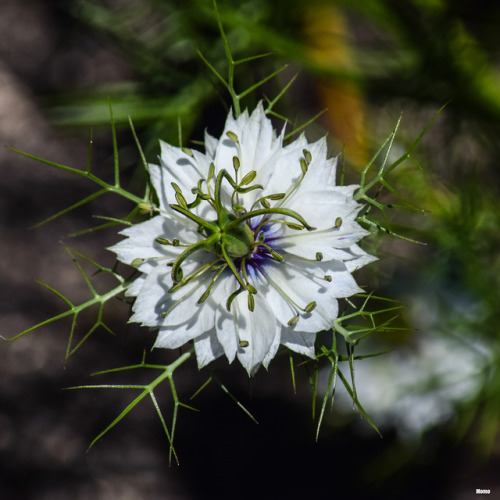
[1,0,500,498]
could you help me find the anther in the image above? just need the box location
[197,289,211,304]
[226,131,239,142]
[171,182,182,194]
[286,222,305,231]
[172,239,180,246]
[182,147,194,157]
[316,252,323,261]
[335,217,342,228]
[324,275,332,282]
[208,162,215,181]
[287,314,300,326]
[247,292,255,312]
[131,258,143,267]
[239,340,249,348]
[175,192,188,209]
[304,301,317,313]
[155,238,171,245]
[300,158,308,174]
[268,193,285,200]
[303,149,312,165]
[261,199,270,208]
[270,249,284,262]
[232,156,240,171]
[240,170,257,185]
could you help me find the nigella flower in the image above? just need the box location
[109,104,376,374]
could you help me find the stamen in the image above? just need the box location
[156,238,169,245]
[182,147,194,157]
[287,314,300,326]
[169,258,220,294]
[160,263,218,319]
[197,264,227,304]
[175,192,188,209]
[226,131,239,142]
[232,156,240,171]
[303,149,312,165]
[300,158,308,174]
[131,258,143,267]
[250,193,286,212]
[240,170,257,185]
[316,252,323,261]
[220,241,252,292]
[335,217,342,228]
[304,301,317,313]
[239,340,249,348]
[324,275,332,282]
[259,243,284,262]
[171,183,189,209]
[208,162,215,182]
[268,193,286,200]
[274,157,310,209]
[259,267,309,318]
[240,259,257,295]
[283,222,305,231]
[247,292,255,312]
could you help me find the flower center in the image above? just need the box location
[160,135,316,311]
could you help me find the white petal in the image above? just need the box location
[278,223,370,261]
[130,253,217,328]
[284,188,361,231]
[215,305,238,364]
[158,143,216,219]
[204,130,218,158]
[215,287,280,375]
[281,328,316,357]
[126,274,146,297]
[154,318,211,349]
[147,163,169,211]
[194,330,225,368]
[261,327,281,369]
[108,215,204,276]
[258,260,343,333]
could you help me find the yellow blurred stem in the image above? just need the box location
[302,4,367,168]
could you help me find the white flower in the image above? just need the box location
[109,104,376,374]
